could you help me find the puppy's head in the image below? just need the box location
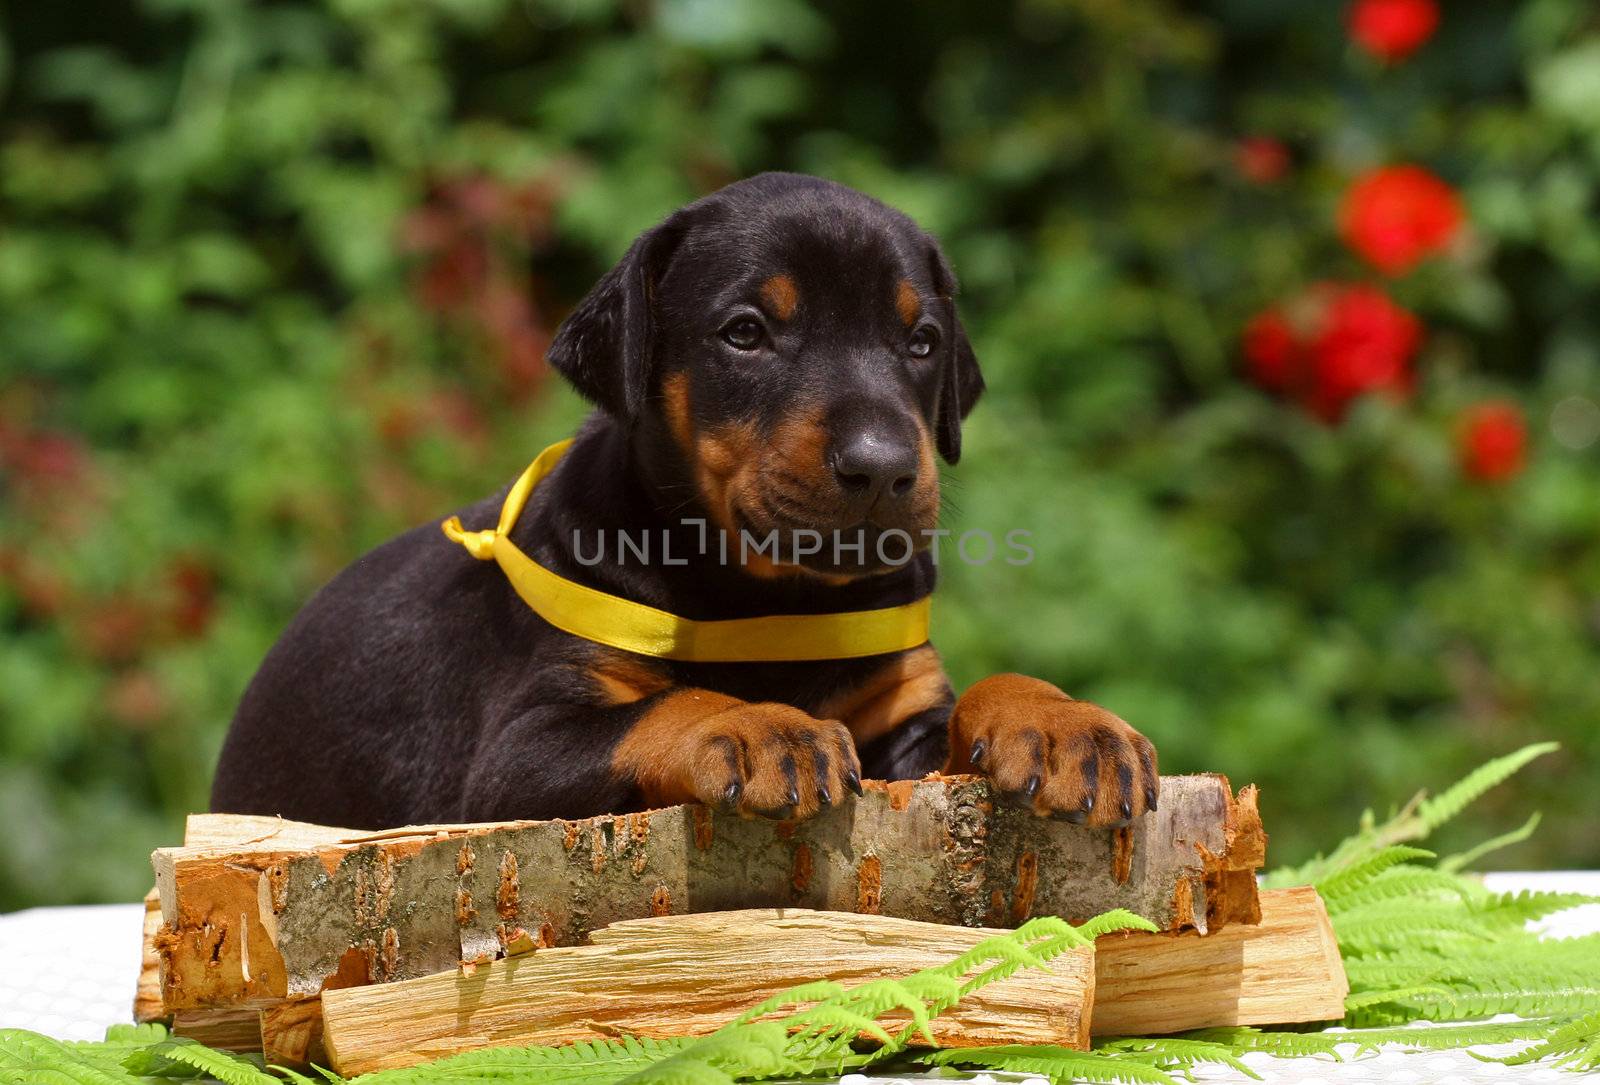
[547,173,984,577]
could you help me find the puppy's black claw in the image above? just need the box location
[721,782,743,808]
[817,784,832,805]
[1082,795,1095,813]
[786,785,801,807]
[1023,774,1041,799]
[845,770,863,796]
[969,738,987,766]
[1120,799,1133,821]
[1145,785,1158,812]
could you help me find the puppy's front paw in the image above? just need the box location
[678,702,864,820]
[946,674,1157,827]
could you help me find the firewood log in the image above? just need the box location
[318,908,1097,1076]
[151,774,1264,1012]
[317,889,1346,1076]
[1092,886,1347,1035]
[155,888,1344,1072]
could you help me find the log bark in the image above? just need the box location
[1091,886,1347,1035]
[319,907,1096,1076]
[152,774,1263,1011]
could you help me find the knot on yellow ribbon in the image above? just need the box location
[441,516,497,561]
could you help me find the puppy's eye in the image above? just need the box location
[908,325,939,358]
[720,317,766,351]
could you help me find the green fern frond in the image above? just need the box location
[937,930,1057,983]
[1331,1019,1556,1053]
[1378,980,1600,1021]
[98,1024,169,1048]
[785,1002,897,1046]
[1477,1010,1600,1071]
[615,1021,793,1085]
[119,1037,279,1084]
[1078,910,1159,941]
[1315,846,1435,908]
[1344,984,1447,1011]
[1014,913,1095,946]
[269,1068,330,1085]
[922,1044,1178,1083]
[1178,1026,1346,1060]
[1,1029,137,1085]
[726,980,845,1026]
[1268,742,1559,890]
[353,1034,693,1085]
[1095,1036,1261,1078]
[1324,865,1471,913]
[821,977,937,1036]
[1414,742,1559,835]
[888,971,964,1010]
[1439,811,1542,873]
[1333,906,1494,955]
[1469,889,1600,929]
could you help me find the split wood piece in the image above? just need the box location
[1092,886,1347,1036]
[152,774,1263,1010]
[171,1008,260,1052]
[133,890,164,1023]
[319,907,1096,1076]
[180,812,363,850]
[165,1000,328,1070]
[261,998,327,1068]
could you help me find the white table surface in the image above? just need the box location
[3,874,1598,1082]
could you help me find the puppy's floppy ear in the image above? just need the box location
[547,220,684,423]
[929,244,985,465]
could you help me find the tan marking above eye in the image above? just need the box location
[759,274,799,321]
[895,279,921,326]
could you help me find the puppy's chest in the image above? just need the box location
[584,644,951,745]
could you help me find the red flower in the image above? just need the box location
[1458,401,1527,482]
[1242,308,1298,392]
[1242,283,1422,423]
[1304,285,1421,421]
[1348,0,1439,62]
[1235,137,1290,185]
[1339,165,1464,276]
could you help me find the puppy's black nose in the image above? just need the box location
[832,430,919,506]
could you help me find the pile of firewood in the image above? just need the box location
[135,774,1348,1076]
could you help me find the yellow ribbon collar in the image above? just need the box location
[442,439,931,662]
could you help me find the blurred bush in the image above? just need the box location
[2,0,1598,908]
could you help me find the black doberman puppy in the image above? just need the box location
[211,173,1158,830]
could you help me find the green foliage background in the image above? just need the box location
[2,0,1598,909]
